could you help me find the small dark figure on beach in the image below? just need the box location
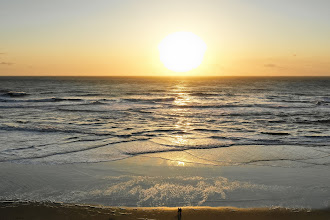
[178,208,182,220]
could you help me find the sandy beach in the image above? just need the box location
[1,201,330,220]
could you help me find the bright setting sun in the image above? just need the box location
[158,32,207,72]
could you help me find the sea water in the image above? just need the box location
[1,76,330,208]
[1,76,329,165]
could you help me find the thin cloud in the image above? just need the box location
[0,62,14,65]
[264,63,278,68]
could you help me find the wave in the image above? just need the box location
[0,97,83,103]
[0,124,150,140]
[0,91,29,97]
[323,97,330,102]
[313,119,330,124]
[0,124,113,136]
[261,132,290,136]
[123,97,175,103]
[125,143,233,156]
[303,135,330,139]
[0,98,114,107]
[279,100,313,104]
[210,136,242,141]
[79,93,103,96]
[88,100,106,105]
[0,142,114,163]
[0,145,35,154]
[316,98,330,105]
[190,92,217,97]
[130,129,183,136]
[295,119,330,124]
[169,103,312,109]
[170,104,254,109]
[57,108,110,113]
[193,128,222,132]
[51,97,82,102]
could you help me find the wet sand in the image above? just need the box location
[1,154,330,208]
[1,201,330,220]
[1,155,330,219]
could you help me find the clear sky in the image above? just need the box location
[1,0,330,76]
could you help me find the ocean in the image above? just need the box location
[1,76,330,207]
[1,76,330,165]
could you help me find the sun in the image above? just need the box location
[158,32,207,72]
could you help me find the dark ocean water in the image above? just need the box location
[1,76,330,166]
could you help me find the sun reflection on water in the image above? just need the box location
[171,83,194,144]
[164,82,199,166]
[173,93,192,106]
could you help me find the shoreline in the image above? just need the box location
[1,201,330,220]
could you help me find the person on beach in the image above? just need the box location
[178,208,182,220]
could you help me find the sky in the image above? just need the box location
[1,0,330,76]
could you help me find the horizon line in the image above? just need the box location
[1,75,330,78]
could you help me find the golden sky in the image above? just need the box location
[1,0,330,76]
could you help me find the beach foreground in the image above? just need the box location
[1,202,330,220]
[1,155,330,208]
